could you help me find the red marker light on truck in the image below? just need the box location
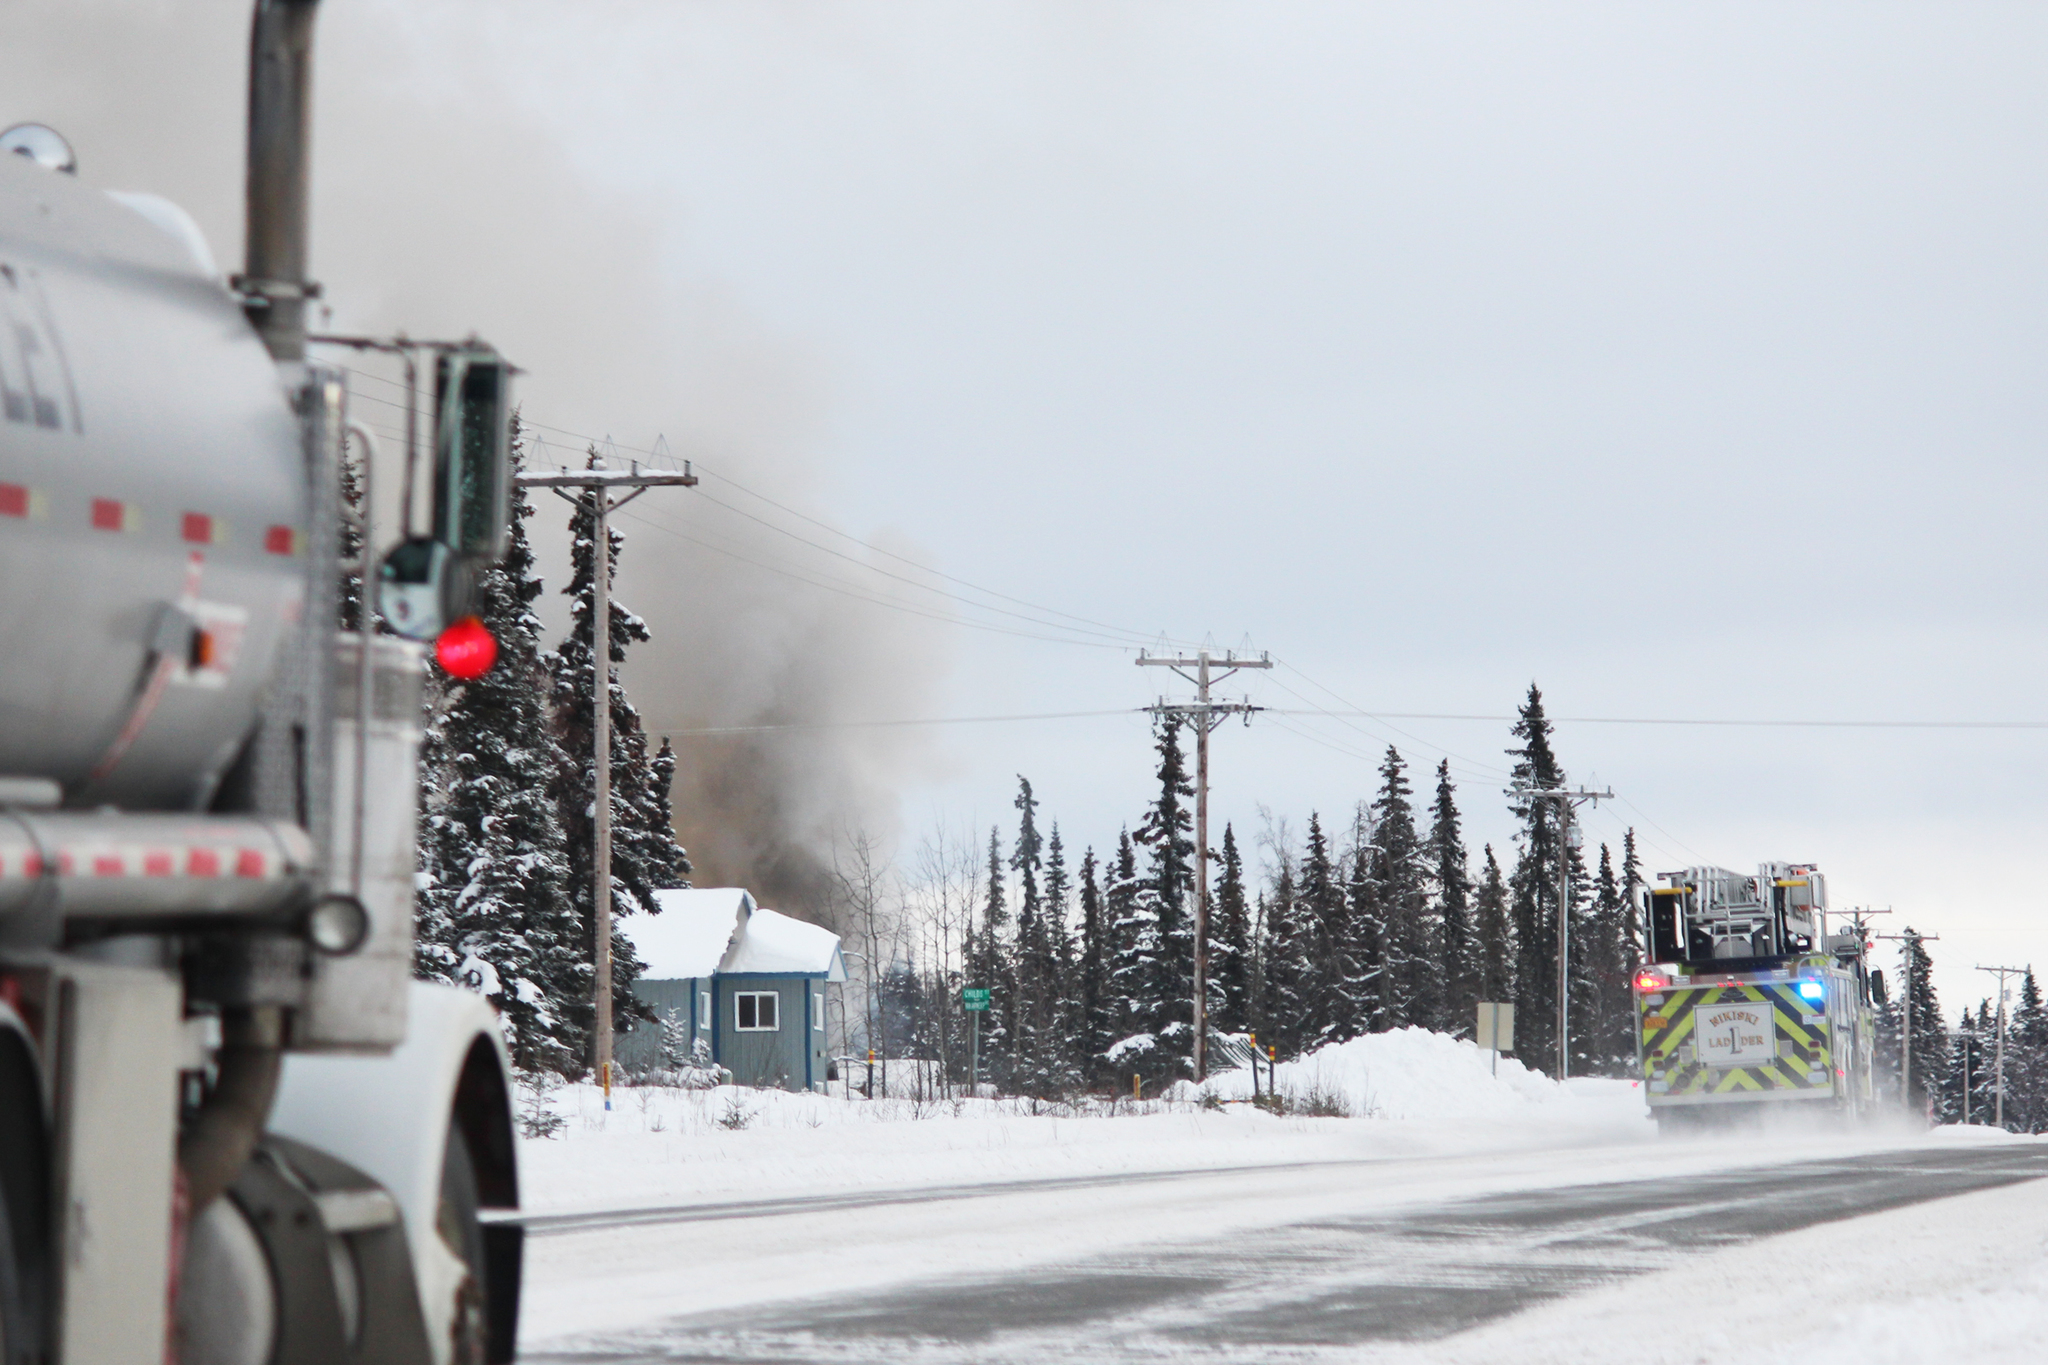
[435,616,497,679]
[1635,972,1666,992]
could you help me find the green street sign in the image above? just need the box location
[961,988,991,1011]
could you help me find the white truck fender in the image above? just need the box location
[268,982,518,1363]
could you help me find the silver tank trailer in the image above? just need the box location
[0,155,304,812]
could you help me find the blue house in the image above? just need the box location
[617,887,846,1093]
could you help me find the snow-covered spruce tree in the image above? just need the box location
[1366,748,1433,1031]
[1009,779,1077,1097]
[1505,684,1587,1075]
[2010,969,2047,1133]
[1580,844,1631,1076]
[1258,857,1308,1057]
[547,458,692,1056]
[963,826,1013,1090]
[1895,930,1950,1120]
[416,416,583,1075]
[1426,760,1473,1037]
[1132,716,1196,1079]
[1037,824,1082,1093]
[1472,845,1514,1023]
[1076,845,1113,1087]
[1297,813,1351,1042]
[1340,832,1382,1039]
[1211,824,1252,1034]
[1102,828,1160,1083]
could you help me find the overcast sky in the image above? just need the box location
[13,1,2048,1011]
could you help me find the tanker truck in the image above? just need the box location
[1637,862,1879,1131]
[0,3,524,1361]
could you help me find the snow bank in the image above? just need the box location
[1195,1026,1583,1120]
[518,1028,1652,1217]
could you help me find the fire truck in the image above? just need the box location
[1637,863,1880,1131]
[0,3,522,1361]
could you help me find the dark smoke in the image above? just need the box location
[2,0,952,922]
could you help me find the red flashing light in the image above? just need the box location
[435,617,498,680]
[1635,973,1667,992]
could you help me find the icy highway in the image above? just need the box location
[516,1139,2048,1363]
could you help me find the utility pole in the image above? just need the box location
[1136,648,1272,1081]
[1518,786,1612,1082]
[1873,928,1936,1115]
[1977,964,2025,1129]
[517,460,697,1093]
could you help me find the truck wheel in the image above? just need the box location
[437,1128,489,1365]
[0,1180,22,1365]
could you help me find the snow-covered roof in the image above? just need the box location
[721,906,846,980]
[627,888,752,980]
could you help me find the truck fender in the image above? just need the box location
[268,983,518,1365]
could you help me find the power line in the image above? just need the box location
[649,708,1142,737]
[1268,709,2048,731]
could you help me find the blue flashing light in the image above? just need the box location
[1797,979,1826,1002]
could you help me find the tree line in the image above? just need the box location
[1876,935,2048,1132]
[854,686,1649,1093]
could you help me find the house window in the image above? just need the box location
[735,991,779,1032]
[812,990,824,1031]
[699,990,711,1030]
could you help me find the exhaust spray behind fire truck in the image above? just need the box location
[0,3,525,1362]
[1637,864,1880,1132]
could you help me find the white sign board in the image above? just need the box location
[1695,1002,1776,1068]
[1476,1001,1514,1052]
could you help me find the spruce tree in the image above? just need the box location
[1897,930,1950,1119]
[1211,825,1252,1034]
[2011,969,2046,1133]
[1582,844,1631,1076]
[416,416,584,1075]
[1426,760,1473,1036]
[965,827,1013,1089]
[1103,829,1159,1080]
[1297,813,1351,1042]
[1008,779,1047,1089]
[1505,685,1569,1073]
[1259,859,1309,1057]
[1039,825,1080,1092]
[1077,846,1112,1086]
[1472,845,1514,1023]
[548,456,693,1056]
[1366,749,1432,1030]
[1133,717,1196,1075]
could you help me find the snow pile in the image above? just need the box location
[1198,1026,1606,1120]
[517,1028,1650,1217]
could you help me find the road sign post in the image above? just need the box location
[963,988,989,1097]
[1477,1001,1515,1078]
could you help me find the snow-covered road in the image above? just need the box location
[518,1140,2048,1363]
[511,1035,2048,1361]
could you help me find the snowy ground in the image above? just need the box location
[513,1030,2048,1360]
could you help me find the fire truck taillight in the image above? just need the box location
[1635,972,1667,992]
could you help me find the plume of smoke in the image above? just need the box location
[1,0,950,919]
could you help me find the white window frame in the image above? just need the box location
[735,990,779,1032]
[812,989,824,1031]
[699,990,712,1031]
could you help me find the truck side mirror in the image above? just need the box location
[431,344,512,566]
[1869,969,1888,1006]
[374,537,476,642]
